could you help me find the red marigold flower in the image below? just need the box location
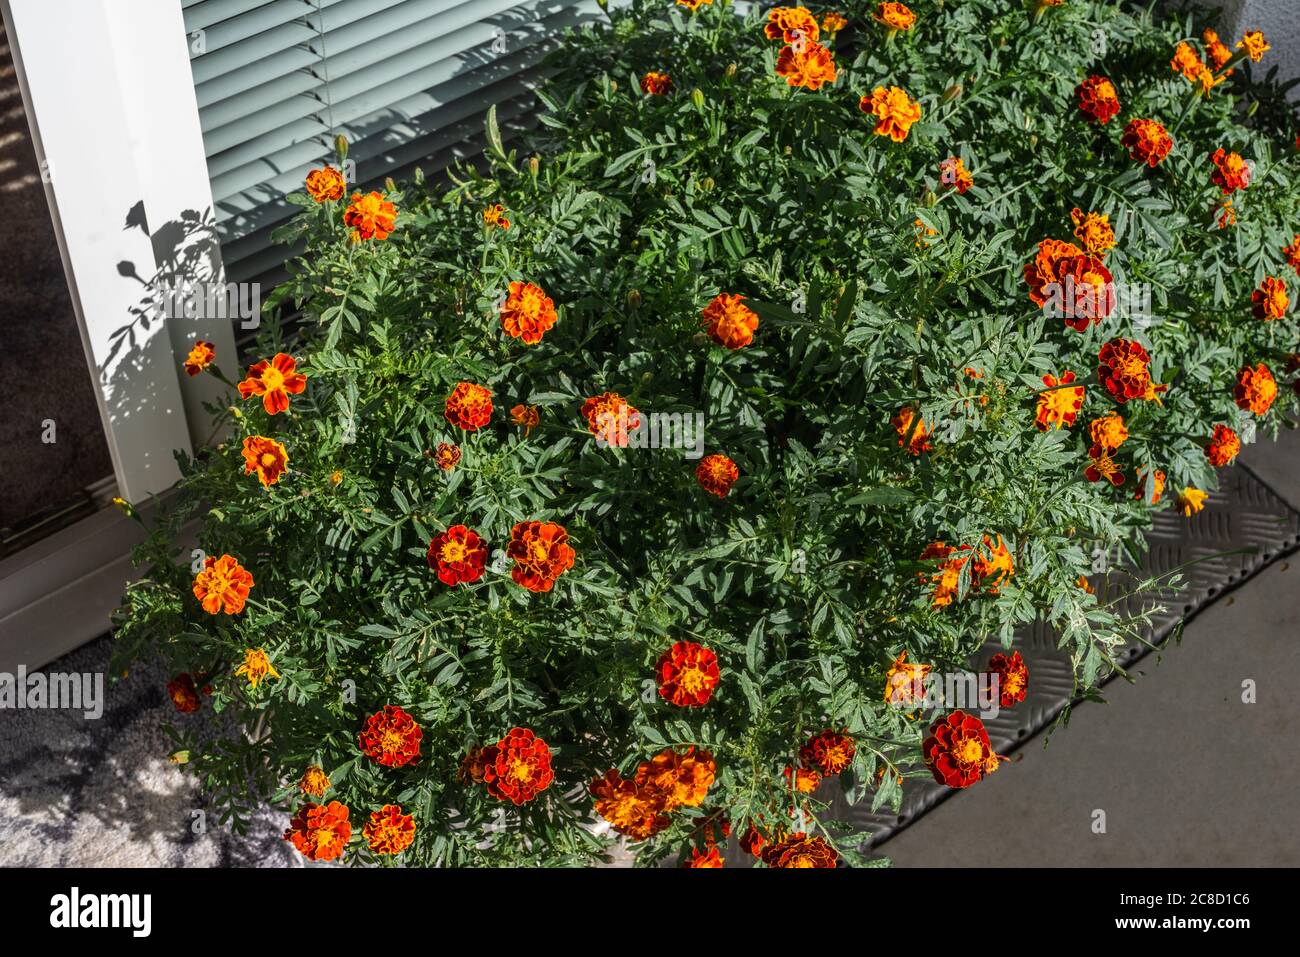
[434,442,461,471]
[510,403,540,435]
[986,651,1029,708]
[1025,238,1113,328]
[1023,238,1082,307]
[192,554,253,615]
[444,381,494,430]
[761,832,838,868]
[459,745,494,785]
[884,651,931,706]
[1234,363,1277,415]
[305,166,347,203]
[939,156,973,194]
[167,673,201,713]
[1209,148,1251,194]
[1205,424,1242,466]
[1284,235,1300,277]
[284,801,351,862]
[784,764,822,793]
[1035,371,1085,431]
[1120,118,1174,167]
[923,710,999,788]
[580,391,641,447]
[684,846,724,868]
[343,190,397,241]
[590,769,671,840]
[800,729,856,775]
[500,281,558,345]
[860,86,922,142]
[1098,338,1156,404]
[482,727,554,805]
[775,42,838,90]
[972,533,1015,593]
[183,340,215,376]
[482,203,510,230]
[1071,208,1116,258]
[241,435,289,487]
[1076,75,1120,124]
[426,524,487,586]
[1252,276,1289,320]
[740,824,768,856]
[893,406,932,454]
[701,292,760,348]
[238,353,307,415]
[765,6,820,43]
[235,647,279,690]
[641,71,672,95]
[1135,468,1167,505]
[695,453,739,498]
[1085,443,1124,486]
[872,2,915,31]
[1237,30,1269,63]
[637,747,716,810]
[300,765,330,797]
[507,520,576,592]
[363,804,415,855]
[358,705,422,768]
[656,641,721,707]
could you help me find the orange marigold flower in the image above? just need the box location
[765,6,820,43]
[330,469,343,485]
[1135,468,1167,504]
[696,453,739,498]
[1023,238,1083,306]
[444,381,494,430]
[590,769,671,840]
[235,647,279,689]
[640,71,672,95]
[358,705,422,768]
[920,540,971,607]
[892,406,932,454]
[1234,362,1277,415]
[1085,443,1124,486]
[1205,423,1242,467]
[304,166,346,203]
[1283,235,1300,277]
[939,156,973,194]
[884,651,931,706]
[1024,238,1114,326]
[482,203,510,230]
[1077,574,1095,594]
[507,520,575,592]
[761,832,838,868]
[775,42,838,90]
[1251,276,1289,320]
[914,217,938,246]
[1071,208,1116,257]
[701,292,760,348]
[1237,30,1269,63]
[872,2,915,31]
[1204,29,1234,72]
[1035,371,1084,431]
[821,13,848,34]
[284,801,351,862]
[1171,41,1205,81]
[241,435,289,487]
[238,353,307,416]
[1120,118,1174,167]
[676,0,712,10]
[1217,198,1238,230]
[986,651,1028,708]
[183,339,215,376]
[1076,76,1120,124]
[459,745,493,785]
[500,280,558,345]
[581,391,641,447]
[656,640,721,707]
[784,764,822,793]
[860,85,922,142]
[510,403,540,435]
[167,674,201,714]
[685,846,724,868]
[637,746,716,810]
[972,534,1014,593]
[1209,148,1252,194]
[300,766,330,797]
[800,730,856,775]
[426,524,487,587]
[1195,65,1226,95]
[1088,412,1128,451]
[364,804,415,855]
[343,190,396,242]
[923,710,998,788]
[1177,486,1208,516]
[1098,338,1155,404]
[434,442,461,471]
[192,554,253,615]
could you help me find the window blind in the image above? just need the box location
[183,0,617,289]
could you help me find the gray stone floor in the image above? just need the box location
[872,425,1300,866]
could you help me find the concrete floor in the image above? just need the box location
[874,426,1300,866]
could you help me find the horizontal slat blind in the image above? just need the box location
[184,0,620,289]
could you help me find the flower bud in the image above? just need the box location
[702,176,715,191]
[922,188,936,207]
[725,63,738,80]
[627,289,642,308]
[334,134,349,163]
[413,166,424,185]
[943,83,962,102]
[384,176,396,193]
[529,155,540,177]
[692,88,706,109]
